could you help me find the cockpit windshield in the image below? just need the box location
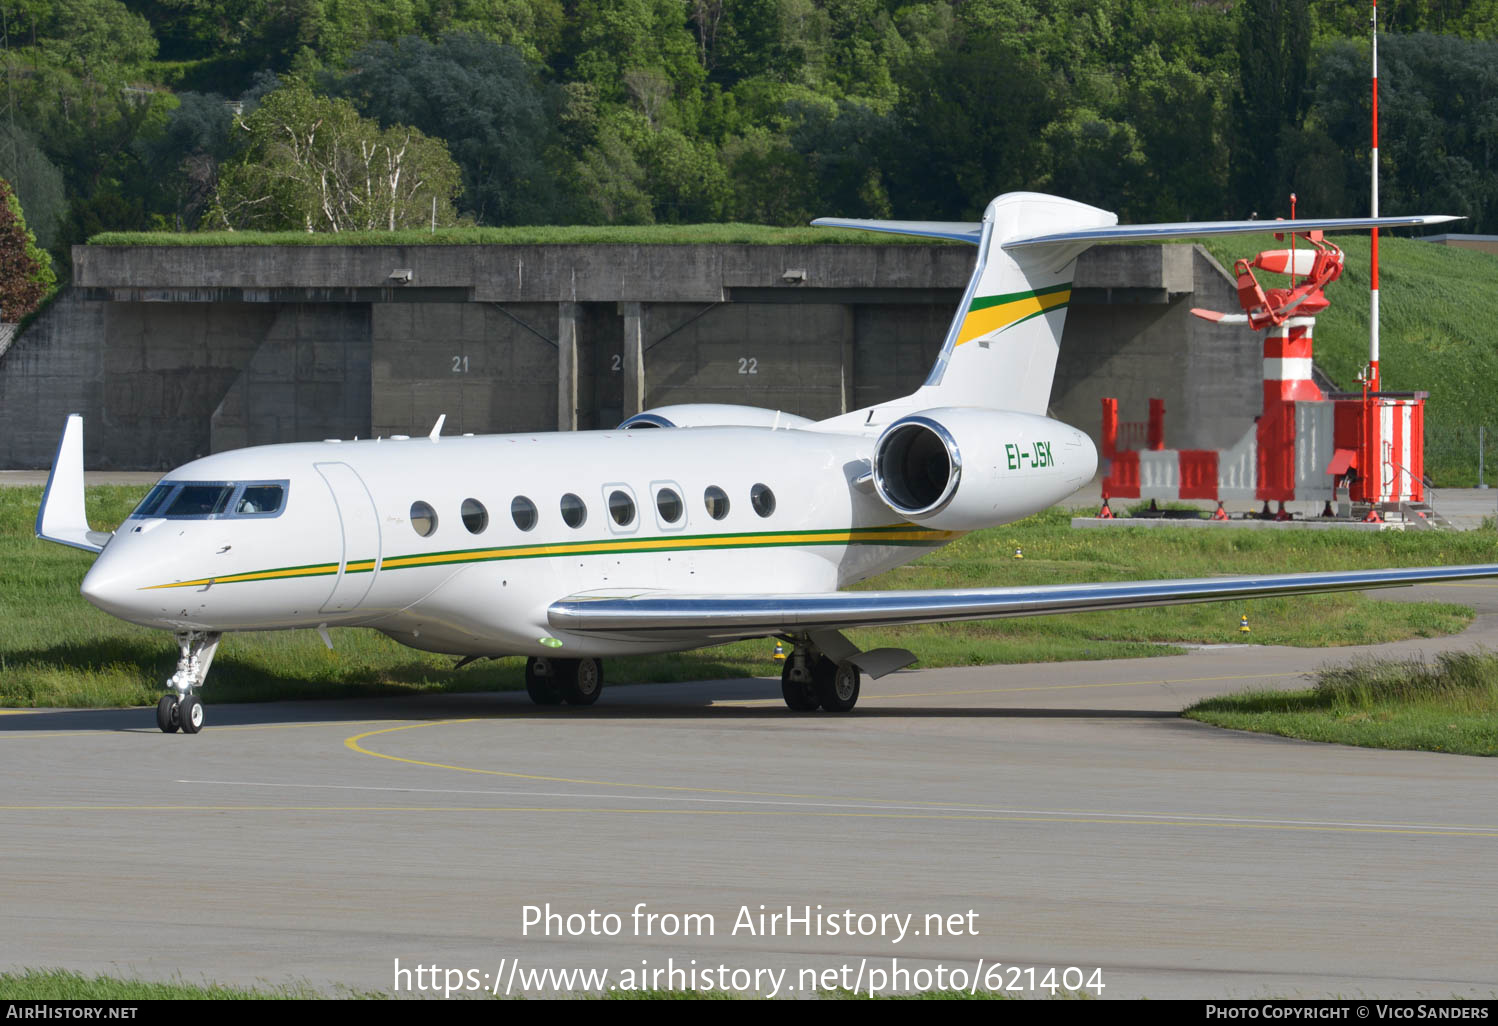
[129,480,288,520]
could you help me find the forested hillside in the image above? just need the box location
[1,0,1496,276]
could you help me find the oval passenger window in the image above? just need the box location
[750,483,775,518]
[608,489,636,527]
[560,493,587,529]
[704,486,730,520]
[511,496,538,532]
[656,488,683,524]
[461,498,488,534]
[410,501,438,537]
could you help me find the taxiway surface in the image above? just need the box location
[3,584,1497,1000]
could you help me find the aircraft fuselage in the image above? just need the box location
[79,423,1091,658]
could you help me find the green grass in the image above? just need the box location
[0,969,1039,1000]
[1197,233,1498,486]
[0,486,1486,709]
[818,987,1017,1000]
[1184,650,1498,756]
[87,223,943,247]
[0,969,370,1000]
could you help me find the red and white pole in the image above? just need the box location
[1369,0,1381,392]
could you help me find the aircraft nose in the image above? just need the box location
[80,548,154,623]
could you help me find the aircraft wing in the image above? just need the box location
[548,563,1498,641]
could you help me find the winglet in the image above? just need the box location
[428,413,446,441]
[35,414,108,554]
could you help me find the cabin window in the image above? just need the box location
[750,483,776,518]
[164,484,234,517]
[608,489,636,527]
[132,484,175,518]
[511,496,538,531]
[461,498,488,534]
[410,500,438,537]
[235,484,284,515]
[655,487,683,524]
[703,486,730,520]
[128,480,290,519]
[560,493,587,529]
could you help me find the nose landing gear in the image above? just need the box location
[156,631,220,734]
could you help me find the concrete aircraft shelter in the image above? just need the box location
[0,241,1264,470]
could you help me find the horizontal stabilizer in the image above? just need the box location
[1003,214,1461,250]
[809,217,982,244]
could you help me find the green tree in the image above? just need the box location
[413,0,564,62]
[561,0,704,124]
[334,33,559,225]
[1312,32,1498,231]
[37,0,157,81]
[1233,0,1312,218]
[0,123,66,251]
[210,79,461,231]
[139,91,239,231]
[0,176,56,320]
[882,31,1062,218]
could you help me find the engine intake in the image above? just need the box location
[873,417,961,517]
[871,408,1098,531]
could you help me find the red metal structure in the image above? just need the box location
[1100,228,1425,515]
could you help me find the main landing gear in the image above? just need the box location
[156,630,220,734]
[780,645,861,713]
[525,656,604,707]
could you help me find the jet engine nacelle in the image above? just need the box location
[871,408,1098,531]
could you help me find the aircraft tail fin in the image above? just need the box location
[814,195,1459,417]
[819,193,1114,415]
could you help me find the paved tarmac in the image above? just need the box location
[3,582,1497,1000]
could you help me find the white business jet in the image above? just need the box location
[35,192,1496,733]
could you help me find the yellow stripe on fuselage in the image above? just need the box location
[141,526,959,591]
[956,288,1071,345]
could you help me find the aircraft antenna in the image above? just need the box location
[1368,0,1380,392]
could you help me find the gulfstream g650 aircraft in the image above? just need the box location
[35,192,1498,733]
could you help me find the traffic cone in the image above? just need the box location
[772,641,786,661]
[1238,613,1251,634]
[1212,502,1229,521]
[1098,499,1115,519]
[1013,546,1023,559]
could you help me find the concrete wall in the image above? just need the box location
[0,292,107,467]
[1051,246,1259,451]
[371,302,555,437]
[1,241,1273,469]
[212,305,370,452]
